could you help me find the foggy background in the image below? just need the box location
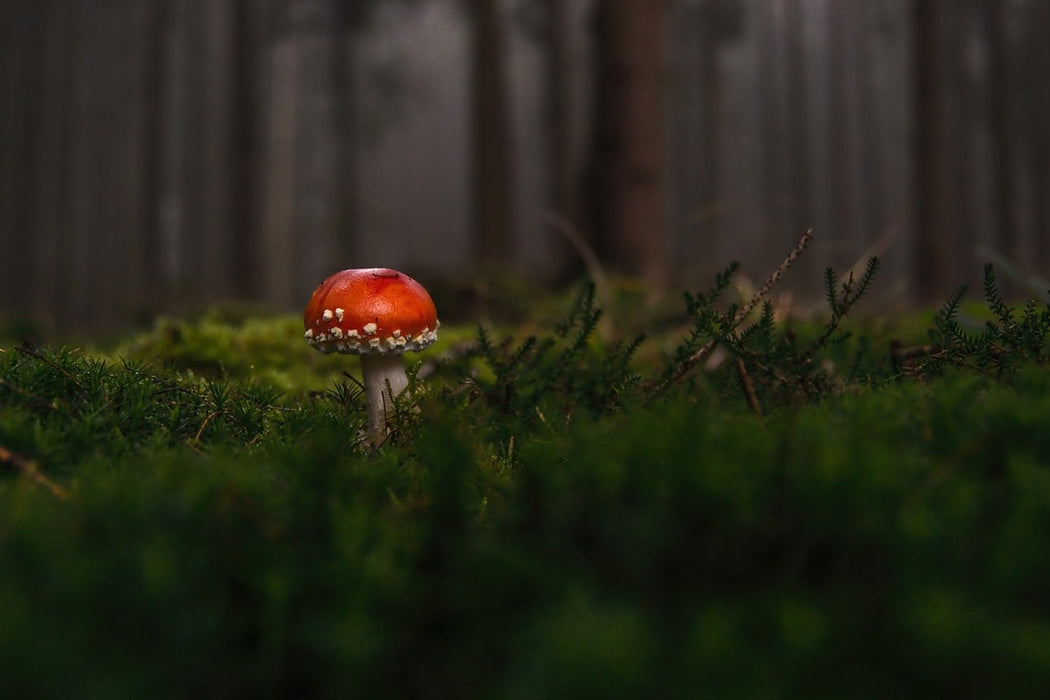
[1,0,1048,334]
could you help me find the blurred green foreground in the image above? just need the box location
[3,277,1050,698]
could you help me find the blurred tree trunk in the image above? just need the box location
[0,0,37,321]
[541,0,572,219]
[157,0,191,300]
[1026,0,1050,274]
[587,0,669,290]
[827,0,858,261]
[61,0,151,330]
[667,1,697,273]
[179,0,207,302]
[467,0,514,267]
[944,4,975,287]
[197,0,238,301]
[290,0,340,300]
[757,0,787,249]
[540,0,582,280]
[855,1,887,249]
[912,0,948,303]
[695,2,721,232]
[985,0,1018,266]
[261,18,297,306]
[693,0,737,272]
[139,0,166,313]
[262,0,343,306]
[29,0,74,327]
[758,0,819,260]
[782,0,812,242]
[229,0,264,299]
[332,9,360,271]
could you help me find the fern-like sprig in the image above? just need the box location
[653,239,879,412]
[921,264,1050,377]
[472,281,643,426]
[809,256,880,355]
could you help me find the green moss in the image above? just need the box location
[4,268,1050,696]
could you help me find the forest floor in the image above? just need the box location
[3,261,1050,697]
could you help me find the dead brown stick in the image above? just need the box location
[193,409,224,443]
[735,357,763,417]
[734,228,815,325]
[0,444,70,500]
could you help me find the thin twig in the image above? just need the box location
[736,228,815,323]
[343,370,364,390]
[544,212,615,340]
[656,228,815,397]
[15,345,86,391]
[183,440,208,457]
[735,357,763,417]
[193,409,224,443]
[543,211,611,303]
[0,444,70,500]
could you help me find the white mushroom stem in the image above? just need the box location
[359,353,410,445]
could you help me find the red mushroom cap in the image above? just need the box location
[303,268,439,355]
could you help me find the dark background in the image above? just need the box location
[2,0,1048,333]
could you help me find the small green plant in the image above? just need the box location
[652,230,880,413]
[0,345,286,481]
[469,281,645,427]
[921,263,1050,377]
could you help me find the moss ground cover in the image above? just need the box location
[2,262,1050,697]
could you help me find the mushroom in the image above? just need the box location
[304,268,439,445]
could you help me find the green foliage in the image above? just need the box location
[116,313,313,387]
[655,256,882,410]
[923,263,1050,377]
[469,282,644,429]
[0,347,289,475]
[659,260,741,386]
[113,311,457,393]
[5,258,1050,696]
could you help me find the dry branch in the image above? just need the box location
[735,357,763,417]
[0,444,70,500]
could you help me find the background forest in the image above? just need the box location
[2,0,1049,334]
